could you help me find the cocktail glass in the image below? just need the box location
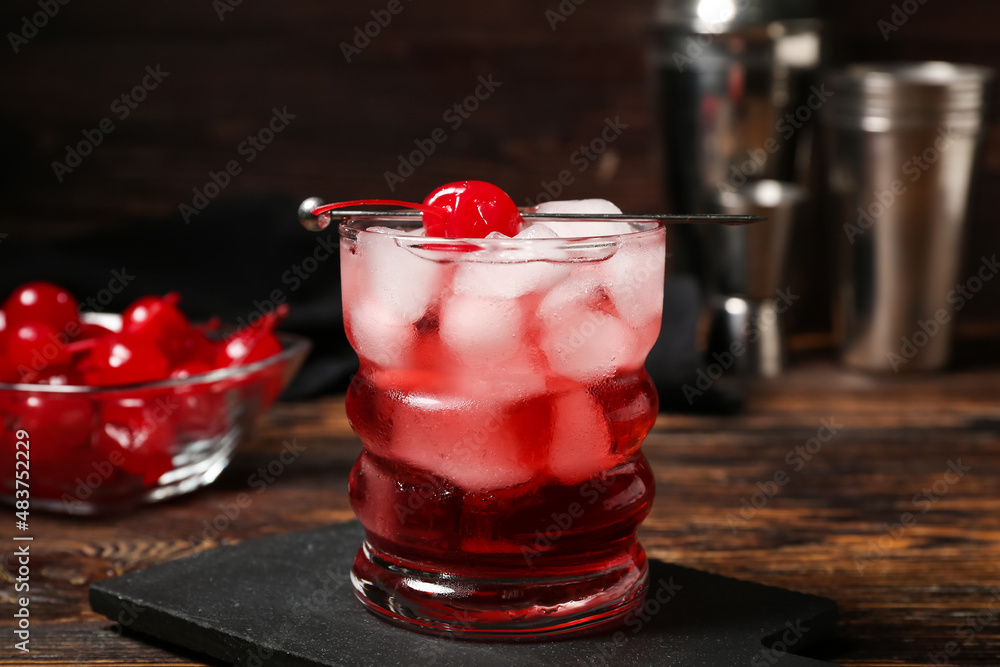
[341,213,666,638]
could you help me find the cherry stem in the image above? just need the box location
[226,304,289,367]
[311,200,447,223]
[201,316,222,332]
[65,338,99,354]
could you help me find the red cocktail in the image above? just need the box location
[336,184,665,637]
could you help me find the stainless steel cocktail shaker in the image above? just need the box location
[654,0,823,212]
[823,62,994,372]
[653,0,822,387]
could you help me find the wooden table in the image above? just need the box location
[4,362,1000,665]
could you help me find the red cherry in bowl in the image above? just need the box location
[122,293,189,341]
[5,322,72,372]
[164,327,216,368]
[96,398,175,485]
[2,281,80,332]
[218,331,282,367]
[81,334,170,386]
[423,180,523,238]
[0,392,93,466]
[216,305,288,368]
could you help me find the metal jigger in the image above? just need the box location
[652,0,823,409]
[708,180,804,378]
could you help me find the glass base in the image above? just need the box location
[350,540,649,639]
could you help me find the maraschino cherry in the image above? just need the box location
[216,305,288,367]
[96,400,175,484]
[0,280,297,499]
[310,181,524,239]
[5,322,72,370]
[122,293,188,340]
[123,293,222,369]
[2,281,80,332]
[80,333,170,386]
[423,181,523,238]
[2,393,93,465]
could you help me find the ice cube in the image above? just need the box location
[541,309,635,383]
[449,344,548,405]
[453,258,570,299]
[390,396,536,491]
[346,301,413,368]
[534,199,623,215]
[340,249,365,308]
[602,233,666,328]
[514,223,559,239]
[486,231,511,239]
[439,294,523,367]
[460,368,547,405]
[533,199,633,238]
[537,271,603,323]
[358,229,443,323]
[548,390,615,483]
[552,220,635,239]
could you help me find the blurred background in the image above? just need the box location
[1,0,998,402]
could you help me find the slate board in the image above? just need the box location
[90,521,840,666]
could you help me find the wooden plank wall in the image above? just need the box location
[0,0,997,334]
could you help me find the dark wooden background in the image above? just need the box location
[1,0,999,341]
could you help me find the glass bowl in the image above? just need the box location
[0,315,310,514]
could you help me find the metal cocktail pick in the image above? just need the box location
[297,197,761,232]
